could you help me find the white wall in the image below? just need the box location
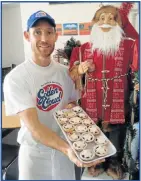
[129,5,139,32]
[20,2,140,59]
[2,3,25,67]
[20,2,100,59]
[2,2,139,66]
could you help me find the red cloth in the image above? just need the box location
[120,13,139,39]
[69,39,138,124]
[130,39,139,71]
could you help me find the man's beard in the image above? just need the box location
[90,24,125,55]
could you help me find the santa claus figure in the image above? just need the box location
[69,3,139,179]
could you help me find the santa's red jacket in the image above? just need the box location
[69,39,138,124]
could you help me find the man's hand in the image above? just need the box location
[78,60,95,75]
[63,101,77,109]
[67,147,105,167]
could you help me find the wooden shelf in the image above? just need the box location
[2,102,20,128]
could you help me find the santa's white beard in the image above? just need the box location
[90,24,125,55]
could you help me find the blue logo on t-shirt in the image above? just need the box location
[36,83,63,111]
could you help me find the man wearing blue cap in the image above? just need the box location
[3,10,104,180]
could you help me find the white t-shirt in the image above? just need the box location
[4,59,79,149]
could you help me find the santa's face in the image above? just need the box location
[90,16,124,55]
[97,12,117,32]
[90,6,125,55]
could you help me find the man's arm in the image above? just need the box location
[4,72,104,167]
[18,108,105,167]
[18,108,69,155]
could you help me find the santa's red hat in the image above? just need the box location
[119,2,139,39]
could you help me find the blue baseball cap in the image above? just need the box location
[27,10,56,31]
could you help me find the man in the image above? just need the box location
[69,5,138,179]
[3,10,104,180]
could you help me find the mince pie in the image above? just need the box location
[94,145,108,157]
[62,123,74,133]
[75,124,88,133]
[88,125,101,135]
[55,110,64,118]
[58,117,68,125]
[69,117,82,125]
[78,113,88,119]
[94,135,109,145]
[81,132,94,143]
[67,132,81,142]
[73,141,87,151]
[80,149,95,161]
[82,118,93,126]
[65,111,76,118]
[72,106,83,113]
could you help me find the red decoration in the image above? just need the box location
[118,2,139,39]
[119,2,134,16]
